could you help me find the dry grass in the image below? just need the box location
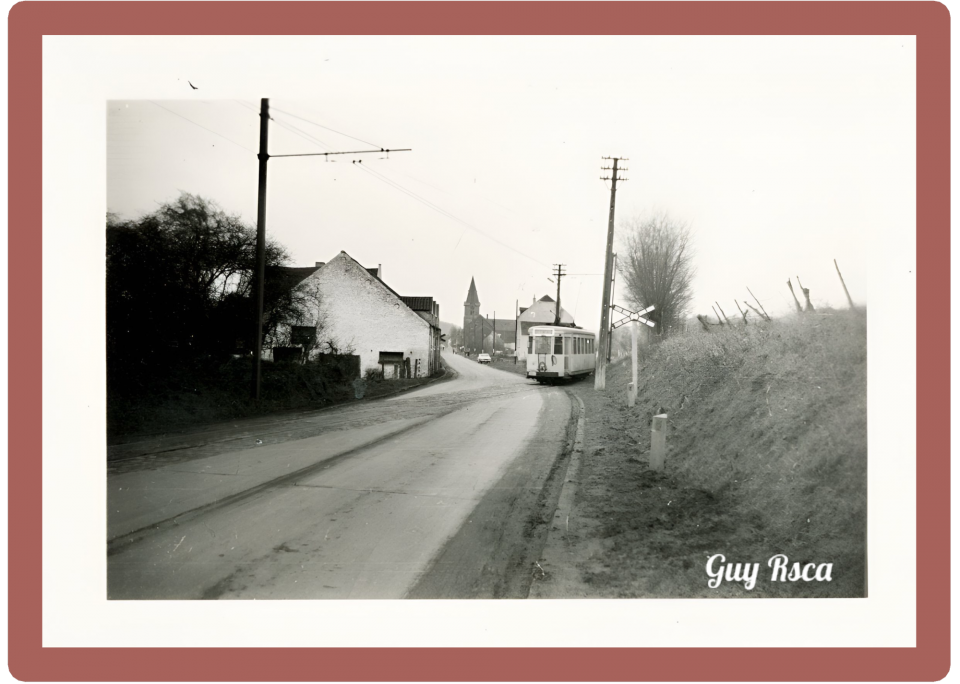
[567,309,867,597]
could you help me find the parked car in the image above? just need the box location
[477,353,492,364]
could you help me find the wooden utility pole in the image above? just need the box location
[248,99,410,401]
[515,299,519,365]
[552,264,567,325]
[607,253,617,362]
[251,98,270,401]
[595,157,627,390]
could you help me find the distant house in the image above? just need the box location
[515,294,575,360]
[462,279,575,356]
[270,251,442,379]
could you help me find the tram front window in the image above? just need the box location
[534,335,552,354]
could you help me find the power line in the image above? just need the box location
[270,105,383,149]
[362,165,552,268]
[236,100,335,152]
[149,101,255,154]
[354,163,550,268]
[271,118,336,153]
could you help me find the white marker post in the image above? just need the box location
[628,321,638,407]
[650,414,668,471]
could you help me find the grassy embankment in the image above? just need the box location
[108,358,443,442]
[563,309,867,597]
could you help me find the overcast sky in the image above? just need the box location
[106,35,914,332]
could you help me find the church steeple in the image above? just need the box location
[464,277,480,317]
[463,278,482,351]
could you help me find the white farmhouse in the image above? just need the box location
[274,251,442,379]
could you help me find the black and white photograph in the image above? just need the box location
[99,37,914,599]
[98,35,912,605]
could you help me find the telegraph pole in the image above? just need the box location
[248,98,410,401]
[595,156,628,390]
[551,264,567,325]
[251,98,270,401]
[607,252,617,362]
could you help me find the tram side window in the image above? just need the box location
[555,336,563,354]
[528,336,533,354]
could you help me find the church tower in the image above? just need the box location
[463,277,481,350]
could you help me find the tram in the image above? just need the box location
[526,325,596,384]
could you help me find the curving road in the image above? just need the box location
[107,352,572,599]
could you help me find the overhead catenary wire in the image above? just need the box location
[270,105,383,149]
[237,99,553,270]
[271,118,336,153]
[149,101,256,154]
[353,163,550,268]
[237,100,340,153]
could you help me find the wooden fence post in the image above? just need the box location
[650,413,668,470]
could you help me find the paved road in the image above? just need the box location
[108,352,571,599]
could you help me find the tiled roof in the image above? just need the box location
[265,265,321,291]
[400,296,434,312]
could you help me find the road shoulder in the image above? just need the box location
[406,387,576,598]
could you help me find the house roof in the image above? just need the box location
[334,251,440,330]
[272,253,440,331]
[266,265,322,292]
[517,295,575,325]
[400,296,434,312]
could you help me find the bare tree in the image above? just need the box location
[618,212,696,337]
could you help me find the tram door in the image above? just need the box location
[534,333,564,375]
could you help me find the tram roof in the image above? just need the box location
[529,325,593,335]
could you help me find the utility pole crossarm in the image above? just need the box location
[270,148,412,158]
